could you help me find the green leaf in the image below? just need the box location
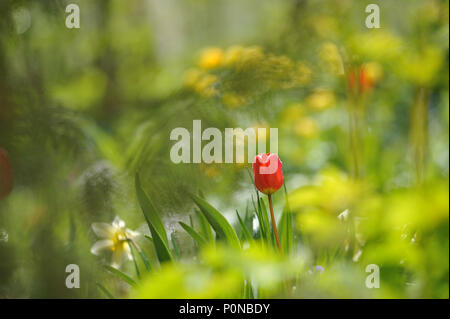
[278,206,293,255]
[135,174,173,263]
[279,184,294,255]
[235,210,254,243]
[104,265,137,288]
[179,222,207,246]
[128,241,141,279]
[258,196,272,242]
[128,239,151,272]
[195,209,214,242]
[243,279,254,299]
[96,282,115,299]
[171,232,181,259]
[190,193,240,249]
[251,195,268,242]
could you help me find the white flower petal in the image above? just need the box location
[124,244,133,261]
[92,223,115,238]
[90,239,114,255]
[112,216,125,229]
[338,209,349,222]
[125,228,140,239]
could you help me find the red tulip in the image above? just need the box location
[252,153,283,195]
[347,66,374,95]
[0,148,13,199]
[252,153,284,253]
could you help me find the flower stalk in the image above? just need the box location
[268,193,282,254]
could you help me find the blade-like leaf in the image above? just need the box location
[128,238,151,272]
[251,195,268,241]
[171,232,180,259]
[278,206,293,254]
[243,279,254,299]
[195,209,214,242]
[128,241,141,279]
[190,193,240,249]
[278,184,294,255]
[236,210,254,243]
[96,282,115,299]
[179,221,208,246]
[104,265,137,288]
[259,197,271,238]
[135,174,173,263]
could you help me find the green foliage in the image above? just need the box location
[0,0,448,299]
[104,265,137,288]
[190,193,241,249]
[179,221,208,247]
[135,174,173,263]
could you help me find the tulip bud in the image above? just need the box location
[252,153,283,195]
[0,148,13,199]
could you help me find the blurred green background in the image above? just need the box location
[0,0,448,298]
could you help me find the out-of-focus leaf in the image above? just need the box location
[190,193,240,249]
[96,282,115,299]
[128,239,151,272]
[279,184,294,255]
[104,265,137,288]
[128,241,141,279]
[259,196,275,247]
[251,195,268,242]
[236,210,254,244]
[195,209,214,242]
[278,206,293,255]
[171,233,181,259]
[135,174,173,263]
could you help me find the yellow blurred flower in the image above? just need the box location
[296,208,347,248]
[222,92,246,108]
[291,62,313,86]
[196,74,219,97]
[200,164,220,177]
[223,45,245,66]
[183,69,218,97]
[198,47,224,69]
[183,68,203,87]
[294,117,319,138]
[280,103,304,125]
[223,45,265,69]
[319,42,344,75]
[396,45,443,86]
[362,62,383,84]
[306,90,336,111]
[349,30,403,61]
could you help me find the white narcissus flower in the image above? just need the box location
[90,216,139,268]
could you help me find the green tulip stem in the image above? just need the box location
[268,193,282,254]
